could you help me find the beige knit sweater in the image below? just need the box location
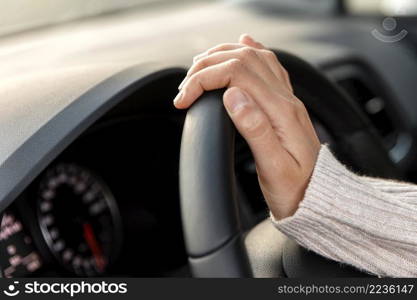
[272,145,417,278]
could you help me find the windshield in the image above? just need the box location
[0,0,170,37]
[347,0,417,15]
[2,0,416,37]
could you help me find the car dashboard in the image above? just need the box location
[0,73,190,277]
[1,1,417,278]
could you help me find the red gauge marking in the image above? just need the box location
[83,223,106,272]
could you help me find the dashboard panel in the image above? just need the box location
[1,113,189,277]
[0,62,414,277]
[0,207,43,277]
[1,47,416,277]
[0,71,191,277]
[0,60,374,278]
[1,0,417,278]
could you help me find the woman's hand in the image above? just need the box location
[174,34,321,220]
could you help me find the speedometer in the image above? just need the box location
[37,163,122,276]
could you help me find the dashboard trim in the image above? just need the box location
[0,66,185,213]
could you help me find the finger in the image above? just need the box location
[239,34,265,49]
[193,43,244,63]
[260,49,293,93]
[183,47,276,89]
[175,57,294,129]
[194,35,265,62]
[174,56,307,157]
[238,34,293,92]
[189,40,292,92]
[173,58,311,165]
[223,87,294,180]
[174,58,272,109]
[238,35,292,92]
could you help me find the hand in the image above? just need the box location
[174,34,321,220]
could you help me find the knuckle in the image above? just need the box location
[262,50,290,77]
[298,100,307,110]
[292,96,304,107]
[295,99,307,114]
[289,99,307,121]
[208,43,228,55]
[195,57,208,70]
[238,109,269,139]
[282,68,290,80]
[240,47,257,61]
[186,73,199,88]
[227,58,243,73]
[263,49,277,60]
[193,53,205,62]
[297,102,309,119]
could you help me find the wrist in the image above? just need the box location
[266,144,322,220]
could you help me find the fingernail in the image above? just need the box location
[173,91,183,106]
[225,88,249,113]
[178,76,187,90]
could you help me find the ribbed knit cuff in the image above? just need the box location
[270,144,417,277]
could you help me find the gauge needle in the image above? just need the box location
[83,223,106,272]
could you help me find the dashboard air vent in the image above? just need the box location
[337,76,397,148]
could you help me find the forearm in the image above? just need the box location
[272,145,417,277]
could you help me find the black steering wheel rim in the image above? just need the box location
[179,50,401,278]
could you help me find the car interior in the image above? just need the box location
[1,0,417,278]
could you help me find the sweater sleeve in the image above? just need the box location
[363,177,417,203]
[271,145,417,277]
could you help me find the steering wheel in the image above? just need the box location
[179,50,402,277]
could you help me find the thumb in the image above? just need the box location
[223,87,291,180]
